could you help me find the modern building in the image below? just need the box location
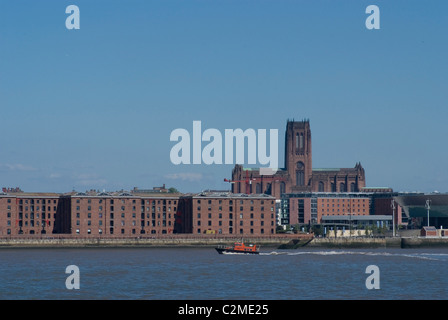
[394,193,448,229]
[280,190,403,232]
[230,120,366,199]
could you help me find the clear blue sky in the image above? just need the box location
[0,0,447,194]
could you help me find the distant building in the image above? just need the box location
[230,120,366,199]
[0,192,60,235]
[176,192,276,236]
[0,189,275,237]
[58,191,180,236]
[420,226,437,237]
[394,193,448,229]
[132,184,169,193]
[280,191,403,231]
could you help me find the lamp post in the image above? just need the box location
[391,199,396,237]
[425,200,431,227]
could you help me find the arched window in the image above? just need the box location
[265,183,272,195]
[340,183,346,192]
[296,162,305,186]
[280,182,286,195]
[256,183,261,194]
[331,183,336,192]
[350,182,356,192]
[318,181,325,192]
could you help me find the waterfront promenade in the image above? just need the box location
[0,234,310,248]
[1,233,448,249]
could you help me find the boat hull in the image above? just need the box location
[215,248,259,255]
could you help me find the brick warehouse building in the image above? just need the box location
[0,189,275,237]
[230,120,366,199]
[58,191,181,236]
[0,191,60,235]
[176,192,276,235]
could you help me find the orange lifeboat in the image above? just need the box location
[215,241,260,254]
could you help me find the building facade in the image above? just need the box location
[280,191,403,231]
[176,192,276,236]
[230,120,366,199]
[59,192,180,236]
[0,192,60,236]
[1,190,276,237]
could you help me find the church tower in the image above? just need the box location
[285,120,312,192]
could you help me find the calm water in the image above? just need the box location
[0,247,447,300]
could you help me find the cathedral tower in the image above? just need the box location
[285,120,312,191]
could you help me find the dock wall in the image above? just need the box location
[1,235,448,249]
[0,235,308,248]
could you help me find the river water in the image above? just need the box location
[0,247,447,300]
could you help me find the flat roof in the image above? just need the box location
[321,215,392,221]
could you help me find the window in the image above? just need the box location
[318,181,324,192]
[296,162,305,186]
[280,182,286,195]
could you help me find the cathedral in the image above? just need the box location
[230,119,366,199]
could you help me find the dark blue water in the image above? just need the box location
[0,247,447,300]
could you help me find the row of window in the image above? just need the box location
[322,204,366,207]
[13,220,52,227]
[197,228,274,234]
[75,206,176,212]
[75,199,177,205]
[320,209,367,213]
[196,199,274,205]
[197,213,273,219]
[75,220,173,227]
[196,206,274,212]
[2,205,58,211]
[75,228,171,235]
[16,199,58,204]
[196,220,274,227]
[318,182,359,192]
[75,212,172,219]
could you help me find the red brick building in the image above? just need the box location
[0,191,60,236]
[176,192,276,236]
[230,120,366,199]
[1,189,275,237]
[59,191,180,236]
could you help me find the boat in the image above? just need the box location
[215,241,260,255]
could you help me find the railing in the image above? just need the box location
[0,233,313,241]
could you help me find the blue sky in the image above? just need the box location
[0,0,447,193]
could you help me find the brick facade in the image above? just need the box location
[61,192,180,236]
[0,193,60,236]
[177,193,276,236]
[1,191,276,237]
